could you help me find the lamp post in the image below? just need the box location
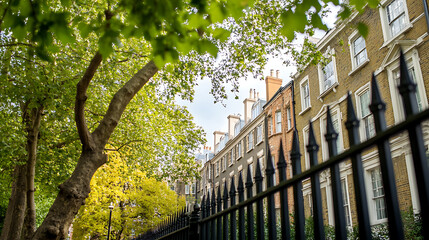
[107,203,114,240]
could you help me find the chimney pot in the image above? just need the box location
[249,88,252,98]
[253,89,256,99]
[276,70,279,78]
[270,69,274,76]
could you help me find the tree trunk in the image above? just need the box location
[32,60,158,240]
[23,107,44,239]
[0,106,44,240]
[31,150,107,240]
[0,164,28,240]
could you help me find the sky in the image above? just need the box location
[179,5,340,150]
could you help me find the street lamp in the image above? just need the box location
[107,202,114,240]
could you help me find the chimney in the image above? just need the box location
[276,70,279,78]
[243,88,256,124]
[270,69,274,76]
[227,115,240,138]
[265,70,282,101]
[213,131,226,152]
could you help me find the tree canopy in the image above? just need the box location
[72,151,185,240]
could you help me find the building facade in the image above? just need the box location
[198,89,268,200]
[293,0,429,227]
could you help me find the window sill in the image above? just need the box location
[348,59,370,76]
[246,148,253,153]
[236,156,242,161]
[380,23,413,49]
[287,127,293,133]
[256,140,263,146]
[228,163,234,167]
[299,106,311,116]
[318,82,339,99]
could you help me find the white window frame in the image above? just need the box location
[366,166,388,225]
[348,31,369,73]
[303,124,311,170]
[268,116,273,135]
[236,141,242,159]
[318,48,339,96]
[386,49,428,123]
[355,83,376,141]
[275,111,282,133]
[341,178,352,227]
[191,183,196,194]
[216,161,220,177]
[223,156,227,171]
[256,124,263,144]
[229,150,234,166]
[300,76,311,112]
[286,106,292,130]
[247,131,254,152]
[320,106,344,161]
[379,0,411,44]
[185,184,190,195]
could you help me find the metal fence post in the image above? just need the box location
[189,203,201,240]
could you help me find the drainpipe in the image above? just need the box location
[291,80,297,132]
[424,0,429,32]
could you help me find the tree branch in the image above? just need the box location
[92,60,158,146]
[75,52,102,151]
[104,139,146,152]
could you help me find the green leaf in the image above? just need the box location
[212,28,231,42]
[208,2,224,23]
[61,0,71,7]
[357,22,369,38]
[78,23,92,38]
[338,5,351,20]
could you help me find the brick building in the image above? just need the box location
[263,71,295,209]
[293,0,429,227]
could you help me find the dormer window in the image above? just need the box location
[234,120,244,136]
[252,101,261,120]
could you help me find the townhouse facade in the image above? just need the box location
[293,0,429,227]
[198,89,268,199]
[263,73,295,208]
[197,71,297,205]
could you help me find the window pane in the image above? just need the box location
[323,61,335,90]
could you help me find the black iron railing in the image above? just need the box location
[135,50,429,240]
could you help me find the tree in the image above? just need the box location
[72,151,185,240]
[0,0,380,239]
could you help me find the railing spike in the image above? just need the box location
[230,176,236,200]
[370,73,404,239]
[291,130,305,240]
[325,106,348,240]
[277,138,291,240]
[223,180,229,240]
[307,121,325,240]
[398,49,429,239]
[277,139,286,168]
[254,158,264,240]
[265,144,277,240]
[245,163,255,240]
[229,176,237,240]
[398,49,418,117]
[237,172,245,240]
[246,164,253,187]
[345,93,372,239]
[217,186,222,240]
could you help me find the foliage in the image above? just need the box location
[72,152,185,239]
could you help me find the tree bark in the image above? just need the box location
[0,164,27,240]
[1,105,43,240]
[22,107,44,239]
[31,60,158,240]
